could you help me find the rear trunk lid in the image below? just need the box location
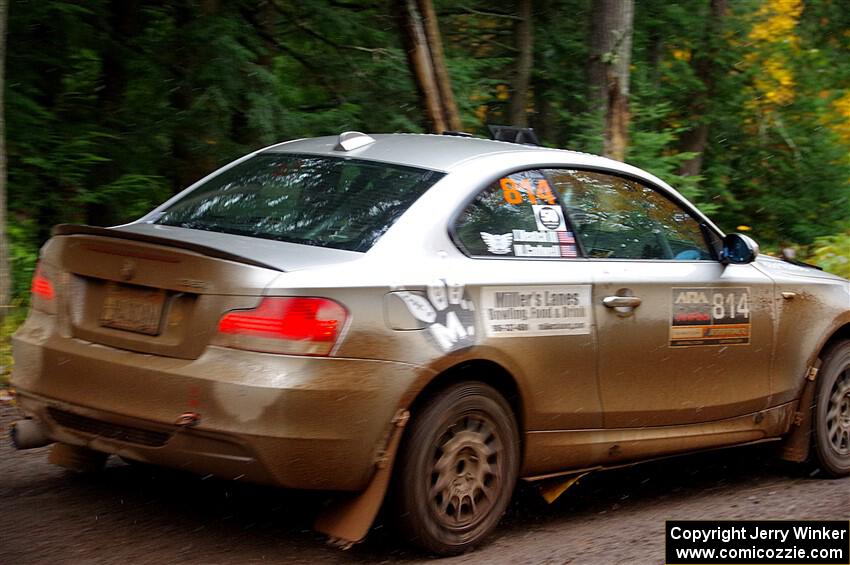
[43,224,360,359]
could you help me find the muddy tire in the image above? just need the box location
[391,381,519,555]
[813,340,850,477]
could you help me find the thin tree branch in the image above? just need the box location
[455,4,522,21]
[240,7,346,104]
[772,115,802,161]
[269,2,387,67]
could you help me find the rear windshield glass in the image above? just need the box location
[153,154,444,252]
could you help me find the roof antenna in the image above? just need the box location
[335,131,376,151]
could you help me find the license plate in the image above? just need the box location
[100,284,166,335]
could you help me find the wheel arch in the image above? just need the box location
[817,322,850,362]
[788,319,850,401]
[780,320,850,463]
[405,359,524,456]
[811,323,850,476]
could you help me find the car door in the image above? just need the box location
[544,168,774,428]
[451,169,602,435]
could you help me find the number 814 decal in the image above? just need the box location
[500,177,556,205]
[669,287,751,347]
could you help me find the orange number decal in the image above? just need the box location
[536,179,556,204]
[500,178,523,205]
[520,178,537,204]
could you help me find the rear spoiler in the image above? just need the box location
[52,224,284,272]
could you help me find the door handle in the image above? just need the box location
[602,295,642,308]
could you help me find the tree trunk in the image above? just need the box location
[589,0,634,161]
[99,0,138,115]
[678,0,727,177]
[0,0,9,319]
[678,122,709,178]
[399,0,445,132]
[647,29,662,94]
[510,0,533,127]
[169,2,218,190]
[532,71,551,144]
[417,0,461,131]
[399,0,461,133]
[87,0,140,226]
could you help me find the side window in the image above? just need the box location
[544,169,714,260]
[454,170,579,259]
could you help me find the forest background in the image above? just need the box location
[1,0,849,377]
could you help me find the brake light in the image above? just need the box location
[216,297,348,356]
[31,262,56,313]
[31,263,54,300]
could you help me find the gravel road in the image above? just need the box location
[1,401,848,565]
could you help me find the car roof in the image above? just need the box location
[256,132,724,237]
[135,131,727,261]
[262,133,603,172]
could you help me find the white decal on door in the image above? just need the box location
[395,279,476,351]
[481,285,592,337]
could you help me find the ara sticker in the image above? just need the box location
[669,287,751,347]
[395,280,476,352]
[481,285,591,337]
[533,205,567,231]
[480,232,514,255]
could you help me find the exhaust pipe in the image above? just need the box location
[10,419,53,450]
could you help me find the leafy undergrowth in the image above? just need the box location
[805,230,850,279]
[1,305,27,387]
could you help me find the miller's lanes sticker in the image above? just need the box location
[482,285,591,337]
[670,287,751,347]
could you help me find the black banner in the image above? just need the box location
[666,520,849,564]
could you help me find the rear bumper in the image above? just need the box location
[12,312,428,491]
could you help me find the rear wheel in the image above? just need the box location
[813,341,850,477]
[391,381,519,555]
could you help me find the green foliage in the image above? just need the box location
[806,230,850,279]
[8,217,38,301]
[625,102,703,205]
[4,0,425,302]
[0,306,27,385]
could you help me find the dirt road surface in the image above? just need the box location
[1,402,848,564]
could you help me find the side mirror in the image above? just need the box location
[721,233,759,264]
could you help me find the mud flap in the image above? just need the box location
[314,409,409,549]
[779,361,821,463]
[538,472,589,504]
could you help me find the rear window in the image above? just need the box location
[153,154,444,252]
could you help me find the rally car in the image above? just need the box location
[11,131,850,555]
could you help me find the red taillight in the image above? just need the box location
[31,262,56,313]
[216,297,347,356]
[31,263,54,300]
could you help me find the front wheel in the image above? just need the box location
[391,381,519,555]
[813,340,850,477]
